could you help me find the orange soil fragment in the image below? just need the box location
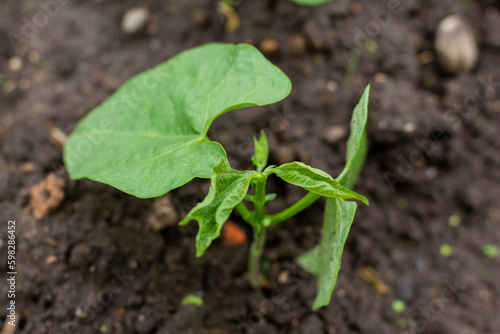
[30,173,65,219]
[223,221,246,247]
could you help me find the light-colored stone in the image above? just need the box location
[321,125,346,145]
[146,195,178,231]
[435,15,478,73]
[121,7,150,35]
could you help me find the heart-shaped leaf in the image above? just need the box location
[272,162,368,204]
[180,158,256,256]
[64,43,291,198]
[298,198,357,309]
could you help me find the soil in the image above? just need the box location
[1,0,500,333]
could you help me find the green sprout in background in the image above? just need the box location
[440,243,453,257]
[482,244,499,259]
[64,43,370,309]
[181,294,204,307]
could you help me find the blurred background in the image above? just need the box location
[0,0,499,333]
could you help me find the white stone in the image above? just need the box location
[435,15,478,73]
[121,7,150,34]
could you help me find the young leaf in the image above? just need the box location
[251,130,269,172]
[298,198,357,309]
[272,162,368,204]
[64,43,291,198]
[289,0,333,6]
[179,158,255,257]
[337,85,370,188]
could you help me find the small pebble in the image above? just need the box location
[260,38,279,54]
[403,122,416,133]
[418,50,434,65]
[146,195,178,230]
[326,80,338,92]
[8,57,22,71]
[425,166,438,179]
[374,72,389,83]
[46,255,58,264]
[322,125,346,145]
[289,34,306,55]
[122,7,150,34]
[435,15,478,73]
[277,270,291,284]
[22,162,35,172]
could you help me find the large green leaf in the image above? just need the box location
[272,162,368,204]
[337,85,370,188]
[63,43,291,198]
[298,198,357,309]
[179,158,256,257]
[298,86,370,309]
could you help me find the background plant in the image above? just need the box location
[64,43,370,309]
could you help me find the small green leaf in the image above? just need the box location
[289,0,333,6]
[337,85,370,189]
[180,158,256,257]
[439,243,453,257]
[482,244,499,259]
[244,194,255,203]
[298,198,357,309]
[265,193,277,202]
[0,73,8,86]
[181,294,204,307]
[392,299,406,313]
[251,130,269,172]
[272,162,368,204]
[64,43,291,198]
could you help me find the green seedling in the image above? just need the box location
[64,43,370,309]
[481,244,499,259]
[290,0,334,6]
[182,294,204,307]
[440,243,453,257]
[0,73,8,86]
[392,299,406,313]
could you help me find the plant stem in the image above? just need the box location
[266,192,320,226]
[252,175,267,222]
[247,174,267,287]
[235,201,251,222]
[248,225,266,288]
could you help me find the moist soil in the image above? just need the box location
[1,0,500,333]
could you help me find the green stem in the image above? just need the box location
[248,225,266,288]
[235,201,251,222]
[266,192,320,226]
[247,174,267,287]
[252,175,267,222]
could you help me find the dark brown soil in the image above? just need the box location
[1,0,500,333]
